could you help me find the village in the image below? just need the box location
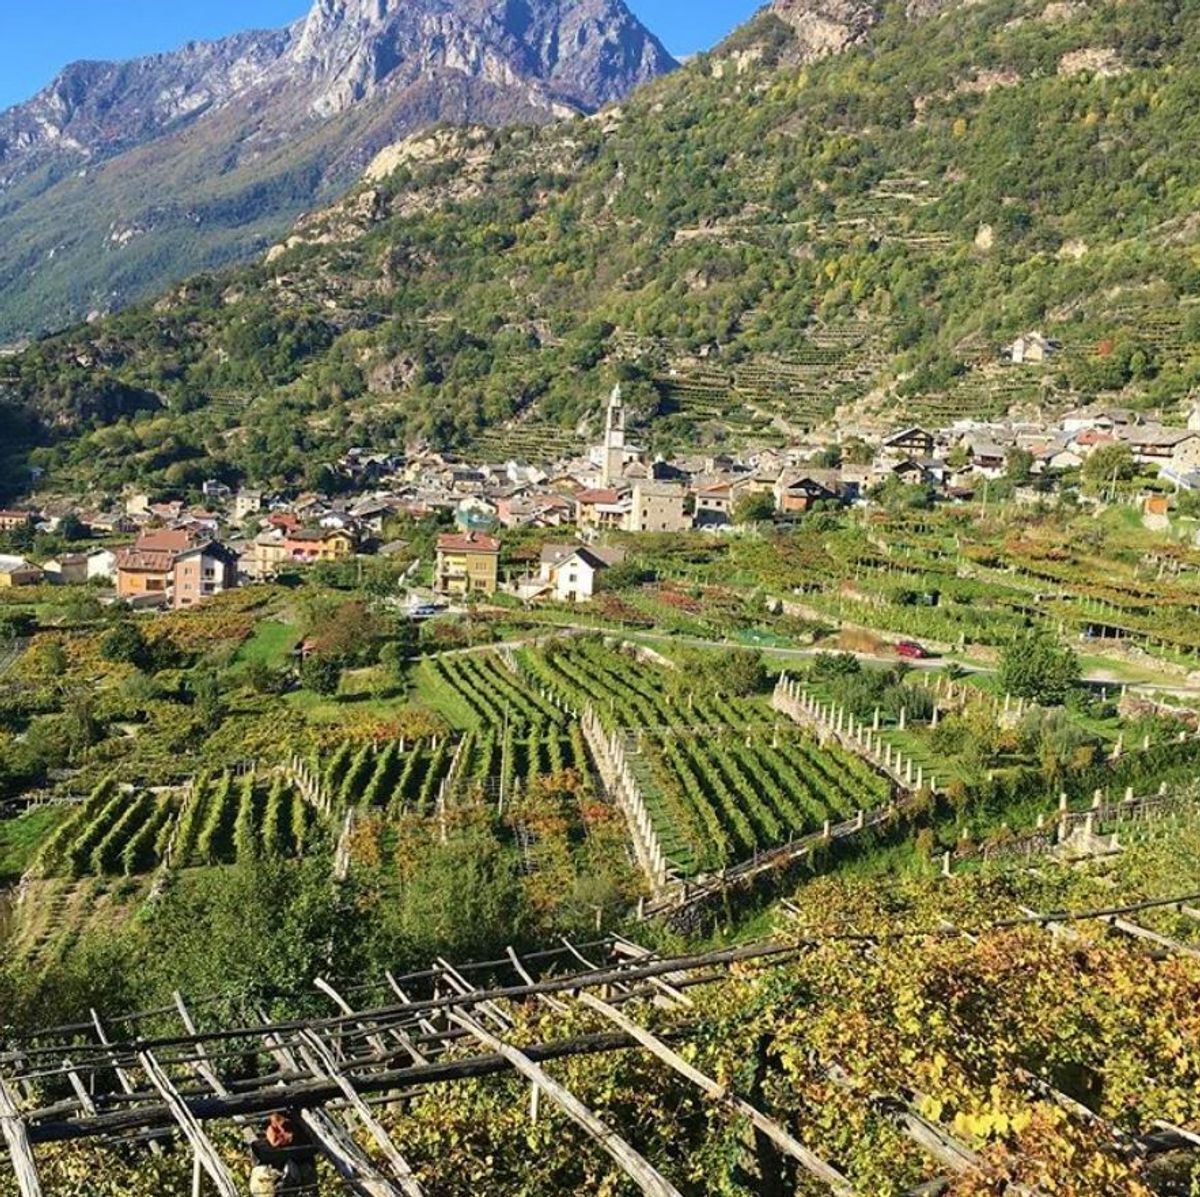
[2,380,1200,613]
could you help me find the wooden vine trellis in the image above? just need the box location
[4,896,1200,1197]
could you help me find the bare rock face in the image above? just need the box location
[769,0,880,61]
[0,0,673,177]
[1058,46,1125,76]
[0,29,293,180]
[289,0,673,116]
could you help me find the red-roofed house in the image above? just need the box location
[574,488,627,535]
[0,510,33,533]
[267,513,301,534]
[283,528,355,564]
[134,528,198,554]
[114,545,177,604]
[115,529,237,609]
[435,532,500,597]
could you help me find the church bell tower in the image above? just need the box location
[602,384,626,486]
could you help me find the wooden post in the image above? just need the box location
[577,994,854,1194]
[448,1008,685,1197]
[138,1052,240,1197]
[0,1075,42,1197]
[296,1031,425,1197]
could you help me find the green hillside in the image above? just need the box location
[6,0,1200,491]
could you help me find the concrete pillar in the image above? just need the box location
[872,707,881,732]
[899,707,907,731]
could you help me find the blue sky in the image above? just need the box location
[0,1,761,111]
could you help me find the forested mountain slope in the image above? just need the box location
[0,0,674,343]
[6,0,1200,493]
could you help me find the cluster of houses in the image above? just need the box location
[2,388,1198,608]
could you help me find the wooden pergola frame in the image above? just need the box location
[5,893,1200,1196]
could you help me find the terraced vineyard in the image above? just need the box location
[33,772,324,879]
[319,738,455,816]
[451,723,591,803]
[35,779,178,879]
[466,421,586,464]
[640,726,891,873]
[654,367,780,443]
[172,772,316,867]
[527,639,893,874]
[417,653,573,731]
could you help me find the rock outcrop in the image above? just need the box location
[769,0,880,61]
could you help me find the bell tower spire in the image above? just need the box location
[602,384,626,486]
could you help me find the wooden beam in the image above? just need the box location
[3,939,801,1064]
[24,1032,649,1144]
[297,1030,425,1197]
[827,1067,978,1175]
[385,972,450,1057]
[137,1052,239,1197]
[315,977,391,1059]
[1151,1119,1200,1148]
[94,1007,164,1157]
[448,1007,685,1197]
[1104,916,1200,959]
[90,1008,136,1096]
[609,937,693,1009]
[257,1020,406,1197]
[437,959,513,1030]
[578,993,854,1194]
[1013,1068,1136,1153]
[60,1061,97,1119]
[891,1103,979,1174]
[173,993,235,1104]
[507,947,569,1014]
[1017,906,1080,943]
[0,1074,43,1197]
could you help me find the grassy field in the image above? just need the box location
[0,807,71,885]
[234,618,300,668]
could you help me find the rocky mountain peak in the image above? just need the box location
[0,0,675,339]
[290,0,676,116]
